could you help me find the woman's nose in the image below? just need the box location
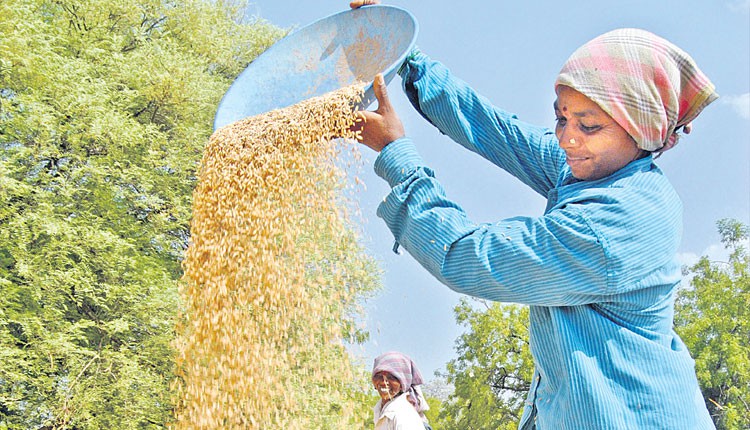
[559,130,580,148]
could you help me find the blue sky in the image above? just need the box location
[245,1,750,379]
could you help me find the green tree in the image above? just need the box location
[675,218,750,430]
[435,299,533,430]
[0,0,283,427]
[423,396,444,427]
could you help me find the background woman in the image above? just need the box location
[372,351,431,429]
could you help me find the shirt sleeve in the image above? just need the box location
[375,139,610,306]
[398,50,565,197]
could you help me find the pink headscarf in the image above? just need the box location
[372,351,429,414]
[555,28,718,153]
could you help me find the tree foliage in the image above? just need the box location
[0,0,284,427]
[434,299,533,430]
[675,218,750,430]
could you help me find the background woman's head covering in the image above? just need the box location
[372,351,429,414]
[555,28,718,153]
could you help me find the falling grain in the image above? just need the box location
[172,84,377,429]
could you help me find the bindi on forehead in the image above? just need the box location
[553,100,568,113]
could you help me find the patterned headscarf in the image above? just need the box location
[372,351,428,413]
[555,28,718,153]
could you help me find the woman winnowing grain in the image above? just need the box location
[351,1,718,429]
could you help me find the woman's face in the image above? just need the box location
[554,85,644,181]
[372,371,402,402]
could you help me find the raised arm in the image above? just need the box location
[398,50,564,197]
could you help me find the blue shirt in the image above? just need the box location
[372,51,714,429]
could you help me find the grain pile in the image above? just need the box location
[172,84,379,428]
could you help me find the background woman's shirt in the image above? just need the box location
[374,393,425,430]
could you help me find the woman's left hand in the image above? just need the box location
[350,0,381,8]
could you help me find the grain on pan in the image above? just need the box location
[172,83,380,429]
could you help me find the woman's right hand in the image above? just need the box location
[353,73,405,152]
[349,0,401,152]
[350,0,381,8]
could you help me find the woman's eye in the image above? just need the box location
[580,124,601,133]
[554,116,567,127]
